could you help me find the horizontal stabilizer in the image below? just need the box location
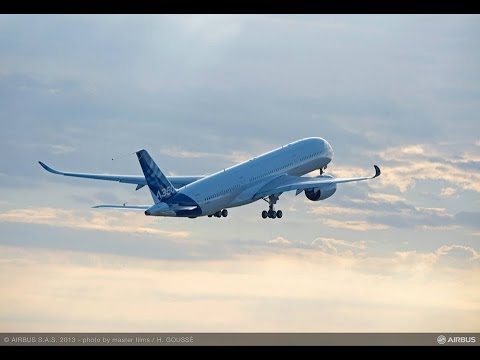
[92,204,150,210]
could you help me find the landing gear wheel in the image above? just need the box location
[268,210,277,219]
[262,194,283,219]
[208,214,212,218]
[214,211,221,218]
[221,209,228,217]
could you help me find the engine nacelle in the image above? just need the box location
[305,183,337,201]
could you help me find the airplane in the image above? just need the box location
[38,137,381,219]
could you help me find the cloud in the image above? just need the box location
[256,235,368,255]
[48,144,76,155]
[436,245,479,261]
[159,146,253,164]
[367,192,405,203]
[178,14,243,43]
[416,224,460,231]
[350,245,480,278]
[0,244,479,332]
[307,193,473,231]
[414,207,447,214]
[322,219,389,231]
[268,236,291,246]
[0,207,189,239]
[307,204,370,216]
[440,187,457,197]
[374,143,480,192]
[357,246,478,277]
[311,237,367,254]
[367,207,480,231]
[17,142,76,156]
[160,147,222,159]
[365,208,455,230]
[304,177,477,232]
[398,145,426,155]
[454,211,480,229]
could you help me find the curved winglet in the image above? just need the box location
[38,161,63,175]
[373,165,381,178]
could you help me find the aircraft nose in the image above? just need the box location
[324,139,334,159]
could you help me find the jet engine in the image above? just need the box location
[304,183,337,201]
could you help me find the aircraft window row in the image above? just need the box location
[249,162,294,182]
[300,151,320,162]
[206,183,241,201]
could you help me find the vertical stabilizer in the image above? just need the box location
[136,150,177,203]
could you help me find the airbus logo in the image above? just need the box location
[437,335,446,344]
[437,335,476,345]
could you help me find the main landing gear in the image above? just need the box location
[262,209,282,219]
[208,209,228,218]
[261,194,283,219]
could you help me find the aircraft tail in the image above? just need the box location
[136,150,177,203]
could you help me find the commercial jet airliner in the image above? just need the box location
[39,137,380,219]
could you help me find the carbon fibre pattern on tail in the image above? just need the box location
[136,150,177,203]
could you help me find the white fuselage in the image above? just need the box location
[175,137,333,216]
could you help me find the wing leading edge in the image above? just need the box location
[38,161,204,189]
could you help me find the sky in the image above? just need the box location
[0,14,479,332]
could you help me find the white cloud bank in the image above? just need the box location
[0,243,478,332]
[0,207,189,239]
[332,143,480,193]
[376,144,480,193]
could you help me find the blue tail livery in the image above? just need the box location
[136,149,177,203]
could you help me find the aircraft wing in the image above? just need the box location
[38,161,204,189]
[254,165,381,199]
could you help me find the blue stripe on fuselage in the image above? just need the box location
[165,193,202,217]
